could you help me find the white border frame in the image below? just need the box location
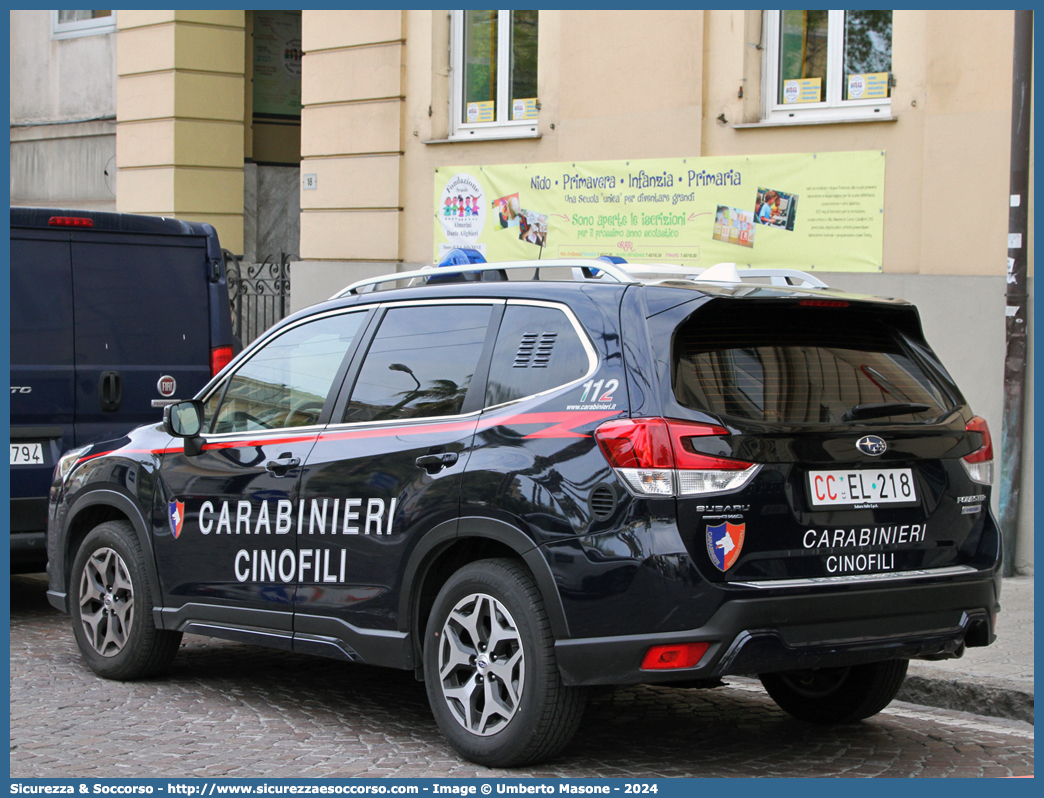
[762,9,891,124]
[51,10,116,40]
[449,9,539,141]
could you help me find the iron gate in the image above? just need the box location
[224,250,293,346]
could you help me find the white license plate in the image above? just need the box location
[10,442,44,465]
[808,468,916,507]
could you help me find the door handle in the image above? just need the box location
[415,452,458,473]
[265,453,301,476]
[99,370,122,412]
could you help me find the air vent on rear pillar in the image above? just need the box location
[589,484,617,520]
[514,331,558,368]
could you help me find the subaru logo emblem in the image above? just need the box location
[856,435,888,456]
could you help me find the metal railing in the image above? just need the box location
[225,250,294,345]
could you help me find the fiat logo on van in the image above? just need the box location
[856,435,888,456]
[157,376,177,398]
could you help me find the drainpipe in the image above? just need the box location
[999,10,1032,577]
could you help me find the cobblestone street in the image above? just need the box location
[11,574,1033,779]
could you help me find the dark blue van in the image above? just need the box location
[9,208,236,571]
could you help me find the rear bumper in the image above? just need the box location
[554,568,999,687]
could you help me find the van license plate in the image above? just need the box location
[808,468,916,507]
[10,443,44,465]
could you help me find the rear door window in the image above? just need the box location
[344,304,492,422]
[673,302,953,425]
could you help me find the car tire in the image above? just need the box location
[423,558,587,767]
[70,519,182,680]
[759,658,909,724]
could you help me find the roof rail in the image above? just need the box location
[329,259,829,299]
[330,259,636,298]
[584,261,828,289]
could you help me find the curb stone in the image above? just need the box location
[897,671,1034,725]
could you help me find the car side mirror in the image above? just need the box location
[163,400,205,457]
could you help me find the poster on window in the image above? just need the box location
[433,151,885,272]
[253,10,302,118]
[847,72,889,100]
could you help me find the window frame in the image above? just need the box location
[449,9,539,141]
[762,9,892,125]
[51,10,116,40]
[316,298,599,428]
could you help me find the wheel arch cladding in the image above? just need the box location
[402,516,571,669]
[64,489,164,623]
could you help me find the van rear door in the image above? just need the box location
[71,231,212,446]
[10,228,76,554]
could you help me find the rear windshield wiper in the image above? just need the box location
[842,402,932,422]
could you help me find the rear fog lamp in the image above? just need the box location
[960,416,993,485]
[594,417,760,497]
[641,642,710,670]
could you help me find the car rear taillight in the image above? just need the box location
[961,416,993,485]
[593,417,674,494]
[641,642,709,670]
[48,216,94,227]
[594,417,759,497]
[211,345,234,376]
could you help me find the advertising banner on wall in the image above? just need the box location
[434,151,885,272]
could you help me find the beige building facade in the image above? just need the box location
[290,9,1034,574]
[8,9,1033,571]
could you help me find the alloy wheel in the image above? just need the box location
[78,547,135,657]
[437,592,525,736]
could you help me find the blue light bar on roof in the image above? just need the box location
[437,248,487,267]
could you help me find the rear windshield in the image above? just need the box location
[672,302,954,425]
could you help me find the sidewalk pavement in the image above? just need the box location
[895,575,1034,724]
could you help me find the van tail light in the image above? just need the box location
[594,417,760,497]
[48,216,94,227]
[210,345,234,376]
[961,416,993,485]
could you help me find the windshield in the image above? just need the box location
[672,302,954,425]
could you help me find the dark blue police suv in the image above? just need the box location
[46,256,1001,766]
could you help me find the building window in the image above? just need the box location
[451,10,539,140]
[51,10,116,40]
[763,10,892,123]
